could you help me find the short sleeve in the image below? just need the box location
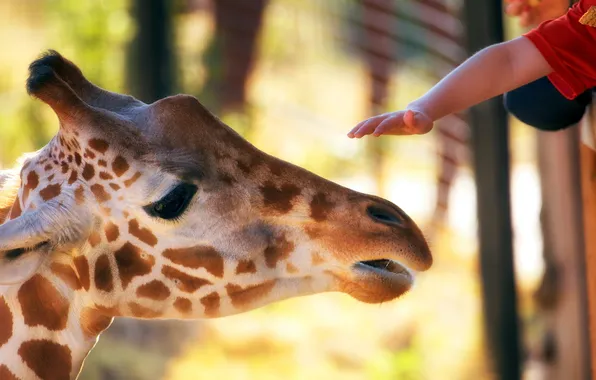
[524,0,596,100]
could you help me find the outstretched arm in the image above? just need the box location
[348,36,553,138]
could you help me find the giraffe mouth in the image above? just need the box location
[340,259,414,303]
[354,259,413,281]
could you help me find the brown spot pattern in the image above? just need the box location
[128,219,158,247]
[124,171,142,187]
[9,196,22,219]
[129,302,161,318]
[82,163,95,181]
[99,172,114,180]
[237,160,251,174]
[24,170,39,202]
[0,365,17,380]
[105,222,120,242]
[236,260,257,274]
[163,246,224,277]
[310,192,335,221]
[88,138,109,153]
[75,186,85,205]
[137,280,171,300]
[88,231,101,247]
[80,307,112,339]
[0,297,12,348]
[162,265,211,293]
[264,233,295,268]
[18,340,72,380]
[94,254,114,292]
[94,304,121,317]
[311,252,325,265]
[260,182,301,214]
[74,256,91,290]
[219,173,236,185]
[74,152,82,166]
[98,159,107,167]
[112,156,129,177]
[84,148,96,159]
[115,242,155,289]
[18,275,69,330]
[109,183,121,191]
[68,170,78,185]
[200,292,220,317]
[91,184,111,203]
[268,160,285,176]
[225,280,276,309]
[39,183,62,201]
[173,298,192,314]
[286,263,299,273]
[50,263,81,290]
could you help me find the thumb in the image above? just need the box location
[404,109,433,134]
[404,109,422,128]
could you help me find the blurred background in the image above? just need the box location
[0,0,588,379]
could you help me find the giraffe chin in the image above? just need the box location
[336,259,414,304]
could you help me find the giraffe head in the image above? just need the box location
[0,51,431,329]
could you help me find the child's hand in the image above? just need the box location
[347,109,433,138]
[504,0,569,28]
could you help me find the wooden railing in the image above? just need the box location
[579,99,596,379]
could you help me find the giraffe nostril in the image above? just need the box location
[366,204,405,227]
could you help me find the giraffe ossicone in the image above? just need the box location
[0,51,432,379]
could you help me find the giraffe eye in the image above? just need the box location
[144,183,198,220]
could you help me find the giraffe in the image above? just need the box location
[0,51,432,380]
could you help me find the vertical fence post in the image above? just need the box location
[579,101,596,379]
[461,1,521,379]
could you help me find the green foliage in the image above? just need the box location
[366,349,423,380]
[44,0,134,91]
[79,336,169,380]
[0,0,133,167]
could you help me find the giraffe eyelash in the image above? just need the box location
[143,183,198,222]
[4,241,50,260]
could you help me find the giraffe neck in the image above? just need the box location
[0,162,112,380]
[0,279,110,380]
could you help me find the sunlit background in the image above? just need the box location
[0,1,551,379]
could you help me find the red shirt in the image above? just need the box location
[524,0,596,99]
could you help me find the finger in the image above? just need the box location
[347,119,374,138]
[348,115,385,138]
[347,122,366,138]
[372,115,402,136]
[351,116,386,138]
